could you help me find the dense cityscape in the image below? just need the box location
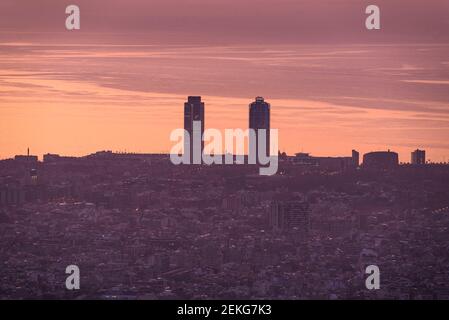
[1,96,449,300]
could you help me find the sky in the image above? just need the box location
[1,0,449,162]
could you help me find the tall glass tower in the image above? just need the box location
[184,96,205,164]
[249,96,270,160]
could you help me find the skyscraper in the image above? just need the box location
[249,96,270,160]
[411,149,426,165]
[269,200,310,241]
[184,96,205,164]
[352,149,360,167]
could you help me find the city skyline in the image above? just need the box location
[1,1,449,162]
[0,91,445,164]
[2,1,449,302]
[1,45,448,162]
[1,93,441,165]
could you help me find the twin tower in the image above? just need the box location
[183,96,271,163]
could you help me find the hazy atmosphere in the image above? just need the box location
[1,0,449,161]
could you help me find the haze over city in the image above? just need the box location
[2,0,449,302]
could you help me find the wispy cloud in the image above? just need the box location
[1,42,449,161]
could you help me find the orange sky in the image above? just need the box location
[1,1,449,162]
[1,43,449,163]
